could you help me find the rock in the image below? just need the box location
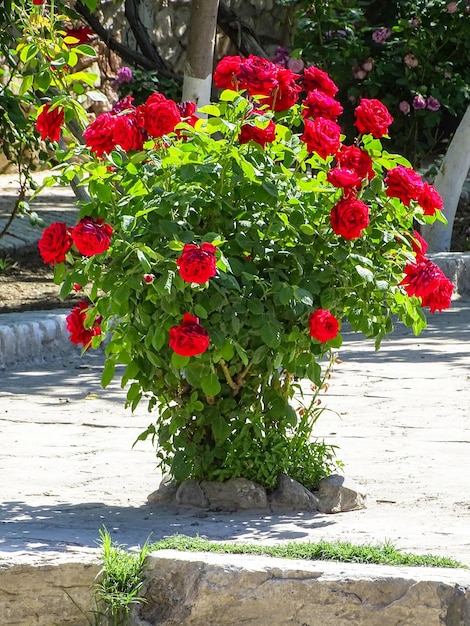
[269,474,319,512]
[147,474,179,504]
[317,474,366,513]
[175,480,209,508]
[201,477,268,511]
[139,550,470,626]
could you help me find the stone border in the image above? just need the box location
[430,252,470,296]
[2,551,470,625]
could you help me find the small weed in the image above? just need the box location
[0,255,18,272]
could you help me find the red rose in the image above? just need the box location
[213,55,243,90]
[421,275,454,313]
[38,222,72,265]
[238,55,279,97]
[302,89,343,120]
[177,101,198,126]
[410,230,428,261]
[385,165,423,206]
[239,117,276,148]
[309,309,340,343]
[336,145,375,181]
[400,258,454,312]
[169,313,210,357]
[112,112,146,152]
[300,117,341,159]
[327,167,362,189]
[32,0,45,5]
[64,26,93,46]
[330,197,370,239]
[354,98,393,138]
[177,243,217,283]
[71,217,113,257]
[83,113,117,156]
[138,93,181,138]
[35,104,64,142]
[302,66,338,97]
[268,67,301,112]
[417,182,443,216]
[66,301,102,349]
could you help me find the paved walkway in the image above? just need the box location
[1,173,470,568]
[0,298,469,567]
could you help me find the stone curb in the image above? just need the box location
[0,309,76,370]
[2,551,470,625]
[0,253,469,369]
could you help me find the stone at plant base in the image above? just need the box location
[175,479,209,508]
[269,474,319,512]
[200,477,268,511]
[147,474,179,504]
[317,474,366,513]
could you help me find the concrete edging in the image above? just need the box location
[1,551,470,625]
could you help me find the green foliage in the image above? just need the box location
[289,0,470,164]
[151,534,467,569]
[50,85,436,488]
[93,528,149,626]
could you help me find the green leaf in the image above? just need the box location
[261,324,281,348]
[355,265,374,282]
[299,223,315,236]
[252,345,269,364]
[136,249,152,273]
[184,362,206,388]
[198,104,221,117]
[101,359,116,388]
[194,304,208,319]
[74,44,97,58]
[294,288,313,306]
[201,374,222,397]
[211,415,231,445]
[171,353,190,369]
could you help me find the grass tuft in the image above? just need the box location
[149,534,467,569]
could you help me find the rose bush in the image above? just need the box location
[39,54,453,489]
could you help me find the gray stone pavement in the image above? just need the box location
[1,173,470,570]
[0,297,469,568]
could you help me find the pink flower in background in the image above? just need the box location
[404,53,419,68]
[287,58,304,73]
[362,58,374,72]
[446,2,458,12]
[353,66,367,80]
[413,95,426,110]
[426,96,441,111]
[372,28,392,44]
[399,101,411,115]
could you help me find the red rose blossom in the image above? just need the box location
[302,66,338,97]
[354,98,393,138]
[138,93,181,138]
[169,313,210,357]
[177,243,217,283]
[83,113,117,156]
[213,55,243,90]
[309,309,340,343]
[302,89,343,120]
[330,197,370,240]
[112,111,146,152]
[410,230,428,262]
[417,182,443,216]
[400,258,454,312]
[71,217,113,257]
[32,0,45,5]
[300,117,341,159]
[238,55,279,97]
[327,167,362,189]
[239,117,276,148]
[38,222,72,265]
[336,145,375,181]
[64,26,93,46]
[35,104,64,142]
[385,165,424,206]
[267,66,301,111]
[66,301,102,349]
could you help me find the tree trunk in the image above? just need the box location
[421,106,470,252]
[182,0,220,108]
